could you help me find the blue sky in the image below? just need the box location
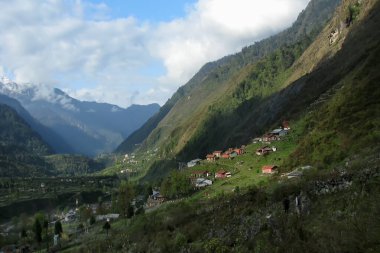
[90,0,197,21]
[0,0,310,107]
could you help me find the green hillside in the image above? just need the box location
[61,1,380,251]
[115,0,341,156]
[125,0,377,182]
[44,154,106,176]
[179,0,379,160]
[0,104,53,177]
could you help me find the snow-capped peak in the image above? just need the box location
[0,76,12,85]
[0,79,79,112]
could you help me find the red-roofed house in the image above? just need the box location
[221,152,230,159]
[206,154,216,161]
[262,165,278,174]
[191,171,210,178]
[234,148,245,155]
[215,170,227,178]
[213,151,223,158]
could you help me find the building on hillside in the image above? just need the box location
[271,129,288,136]
[285,165,312,179]
[229,151,238,159]
[64,210,77,222]
[282,121,290,130]
[221,152,230,159]
[146,191,166,208]
[215,170,231,179]
[262,165,278,174]
[96,214,120,221]
[213,151,223,158]
[256,146,273,156]
[206,154,217,161]
[286,170,303,179]
[252,137,262,143]
[195,178,213,188]
[191,171,210,178]
[187,159,202,167]
[234,148,245,155]
[262,133,280,142]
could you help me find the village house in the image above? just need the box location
[229,151,238,159]
[286,170,303,179]
[221,152,230,159]
[187,158,202,167]
[256,146,274,156]
[262,133,280,142]
[215,170,232,179]
[206,154,217,161]
[271,129,288,136]
[285,165,312,179]
[195,178,213,188]
[262,165,278,174]
[282,121,290,130]
[64,209,77,222]
[146,190,166,208]
[252,137,262,143]
[191,170,210,178]
[234,148,245,155]
[213,151,223,158]
[96,213,120,221]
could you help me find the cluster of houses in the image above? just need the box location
[253,121,291,174]
[253,121,290,143]
[184,121,292,189]
[205,146,246,161]
[188,169,233,189]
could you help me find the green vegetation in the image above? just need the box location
[44,154,106,176]
[1,0,380,252]
[58,155,380,252]
[117,180,134,218]
[349,1,362,21]
[53,1,380,251]
[0,104,53,177]
[0,104,52,156]
[116,0,341,157]
[160,171,192,199]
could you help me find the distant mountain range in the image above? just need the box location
[0,79,160,156]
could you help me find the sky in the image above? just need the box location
[0,0,310,108]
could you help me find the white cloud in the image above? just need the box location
[151,0,309,87]
[0,0,309,107]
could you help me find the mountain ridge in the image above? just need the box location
[0,80,160,156]
[116,0,341,156]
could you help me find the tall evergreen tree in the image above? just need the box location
[54,221,63,235]
[34,218,42,244]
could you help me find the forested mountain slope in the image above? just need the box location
[0,104,53,177]
[71,1,380,251]
[116,0,341,155]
